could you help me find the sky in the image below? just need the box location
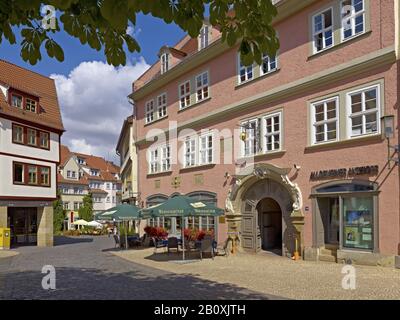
[0,13,185,164]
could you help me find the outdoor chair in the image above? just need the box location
[113,234,120,248]
[167,237,179,254]
[199,239,214,260]
[184,240,199,258]
[152,237,167,254]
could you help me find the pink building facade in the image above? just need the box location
[130,0,400,266]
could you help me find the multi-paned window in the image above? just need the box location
[145,100,155,124]
[264,112,282,152]
[311,97,339,144]
[11,94,23,109]
[39,131,49,149]
[242,119,259,157]
[183,133,214,167]
[161,52,170,74]
[26,98,37,113]
[12,123,50,149]
[149,145,171,174]
[242,112,282,157]
[347,85,380,137]
[157,93,167,118]
[161,145,171,172]
[13,162,51,187]
[341,0,365,40]
[313,8,333,53]
[238,56,254,83]
[12,125,24,144]
[149,148,159,174]
[179,80,191,109]
[199,133,213,165]
[199,25,210,50]
[184,137,197,167]
[195,71,209,102]
[261,54,277,75]
[27,128,37,146]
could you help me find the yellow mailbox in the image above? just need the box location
[0,228,11,250]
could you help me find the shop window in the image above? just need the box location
[343,197,373,250]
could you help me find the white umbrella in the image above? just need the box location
[87,221,103,229]
[72,219,89,226]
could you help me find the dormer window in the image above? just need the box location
[11,94,23,109]
[199,25,210,50]
[90,169,100,176]
[77,158,86,165]
[9,90,39,114]
[161,53,170,74]
[26,98,37,113]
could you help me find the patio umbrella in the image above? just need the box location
[97,204,141,250]
[140,195,224,260]
[72,219,89,226]
[97,204,140,221]
[87,221,103,229]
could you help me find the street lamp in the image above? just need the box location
[381,115,397,169]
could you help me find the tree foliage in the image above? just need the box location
[78,193,93,222]
[53,191,65,233]
[0,0,279,66]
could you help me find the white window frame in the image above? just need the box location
[311,97,339,145]
[161,52,170,74]
[145,99,155,124]
[184,136,197,168]
[149,148,159,174]
[341,0,365,42]
[241,119,259,157]
[199,25,210,50]
[160,144,171,172]
[199,132,214,165]
[260,54,278,76]
[263,112,282,153]
[195,71,209,103]
[179,80,191,110]
[238,54,254,84]
[157,93,167,118]
[346,84,380,138]
[312,7,334,53]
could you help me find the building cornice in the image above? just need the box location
[130,0,319,101]
[136,46,396,145]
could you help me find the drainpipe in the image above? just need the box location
[396,0,400,264]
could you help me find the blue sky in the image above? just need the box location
[0,13,185,163]
[0,13,185,77]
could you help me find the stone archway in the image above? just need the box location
[225,163,305,258]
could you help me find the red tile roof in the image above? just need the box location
[59,144,120,182]
[0,60,64,132]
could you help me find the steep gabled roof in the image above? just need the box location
[0,60,64,132]
[59,144,120,183]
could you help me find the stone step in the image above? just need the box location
[319,254,337,263]
[320,247,338,257]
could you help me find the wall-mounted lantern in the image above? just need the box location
[381,115,397,169]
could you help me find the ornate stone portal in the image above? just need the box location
[225,163,305,257]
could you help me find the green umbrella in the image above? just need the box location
[98,204,140,221]
[140,195,224,260]
[97,204,141,250]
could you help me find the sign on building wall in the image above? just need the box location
[310,166,379,181]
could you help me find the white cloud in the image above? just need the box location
[51,58,150,164]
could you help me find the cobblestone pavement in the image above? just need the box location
[113,248,400,300]
[0,236,279,300]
